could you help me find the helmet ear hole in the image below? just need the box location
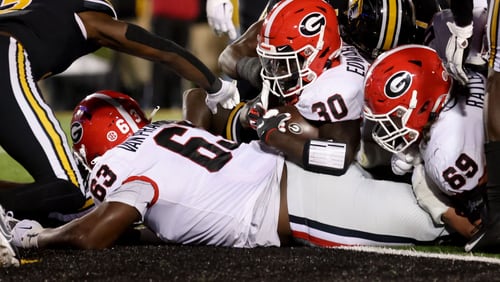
[418,101,431,114]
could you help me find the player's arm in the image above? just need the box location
[442,207,480,239]
[78,11,221,93]
[15,202,140,249]
[218,19,264,88]
[257,109,360,175]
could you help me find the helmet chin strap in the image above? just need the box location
[73,149,91,173]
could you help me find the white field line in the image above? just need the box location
[335,246,500,265]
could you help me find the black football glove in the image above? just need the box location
[256,109,291,143]
[247,101,266,130]
[246,80,270,129]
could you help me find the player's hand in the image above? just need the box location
[445,21,473,85]
[256,109,291,142]
[12,219,43,248]
[391,149,421,175]
[205,79,240,114]
[206,0,237,40]
[247,80,270,129]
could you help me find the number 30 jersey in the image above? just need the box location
[295,44,369,122]
[89,121,285,247]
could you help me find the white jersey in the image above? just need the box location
[295,44,369,122]
[89,121,285,248]
[420,72,486,195]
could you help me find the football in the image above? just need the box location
[275,105,319,140]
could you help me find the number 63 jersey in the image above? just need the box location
[88,121,285,247]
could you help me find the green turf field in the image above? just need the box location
[0,109,182,182]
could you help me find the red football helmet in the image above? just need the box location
[363,44,451,153]
[70,90,150,168]
[257,0,342,98]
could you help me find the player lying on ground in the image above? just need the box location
[6,90,476,250]
[362,45,486,241]
[0,0,238,223]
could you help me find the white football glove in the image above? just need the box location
[205,79,240,114]
[206,0,237,40]
[445,21,473,85]
[391,149,421,176]
[12,219,43,248]
[412,163,449,225]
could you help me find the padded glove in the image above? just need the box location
[445,21,473,85]
[206,0,237,40]
[391,149,421,175]
[256,109,291,142]
[205,79,240,114]
[247,80,270,129]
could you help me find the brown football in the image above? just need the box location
[275,105,319,140]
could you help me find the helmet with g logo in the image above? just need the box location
[363,45,451,153]
[70,90,150,168]
[257,0,342,98]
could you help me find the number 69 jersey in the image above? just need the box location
[88,121,285,247]
[420,72,486,195]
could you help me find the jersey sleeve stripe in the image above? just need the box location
[123,176,160,207]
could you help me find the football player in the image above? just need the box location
[9,90,467,250]
[363,44,486,240]
[215,0,349,99]
[341,0,444,62]
[184,0,369,176]
[0,0,238,221]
